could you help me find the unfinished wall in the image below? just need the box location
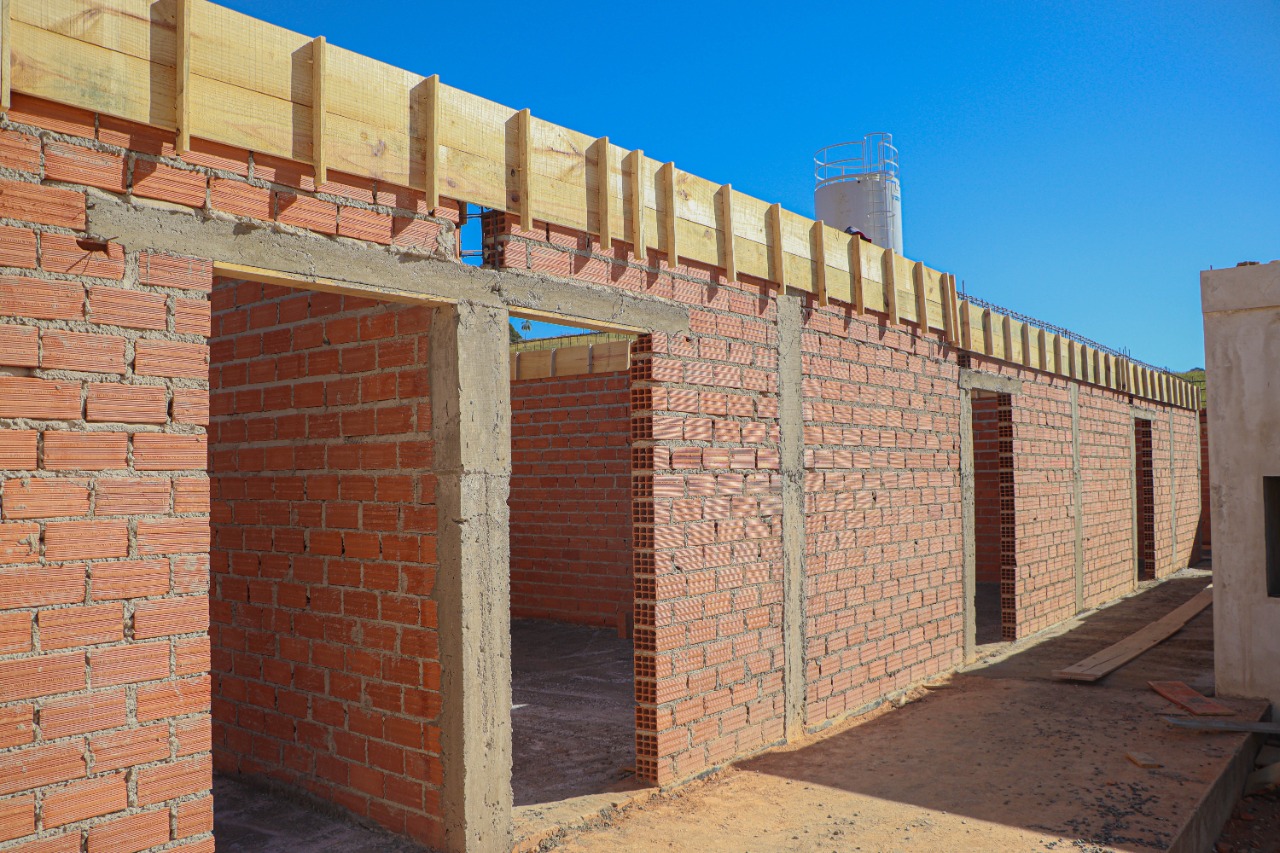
[1198,408,1211,560]
[209,281,443,844]
[509,369,633,627]
[1079,388,1140,608]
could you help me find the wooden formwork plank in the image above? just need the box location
[1054,588,1212,682]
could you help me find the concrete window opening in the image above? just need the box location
[507,330,648,822]
[972,390,1017,644]
[1135,418,1156,582]
[207,279,444,847]
[1264,477,1280,597]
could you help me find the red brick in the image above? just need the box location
[338,206,393,244]
[99,116,176,155]
[89,642,170,689]
[172,389,210,425]
[40,233,125,279]
[0,523,40,565]
[0,705,34,749]
[8,95,95,138]
[17,833,81,853]
[139,253,212,292]
[175,715,211,757]
[134,595,207,639]
[132,159,206,207]
[136,517,208,555]
[44,520,129,561]
[92,559,170,600]
[40,330,127,374]
[175,636,209,676]
[134,339,208,378]
[169,838,216,853]
[0,128,41,173]
[43,432,129,471]
[0,794,34,843]
[87,807,170,853]
[96,479,171,516]
[174,298,211,336]
[134,434,208,471]
[0,611,30,653]
[0,377,81,420]
[175,795,213,838]
[43,141,127,193]
[41,773,128,828]
[252,153,317,189]
[137,754,211,807]
[171,554,208,594]
[0,225,37,268]
[1,478,90,519]
[38,602,124,650]
[0,563,83,608]
[136,675,209,722]
[173,478,208,513]
[88,287,168,330]
[0,179,84,229]
[0,277,83,320]
[0,652,84,703]
[86,384,168,424]
[275,191,338,234]
[0,431,37,469]
[209,177,272,219]
[391,216,441,249]
[181,139,250,176]
[40,690,128,739]
[0,324,38,367]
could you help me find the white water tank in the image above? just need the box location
[814,133,902,254]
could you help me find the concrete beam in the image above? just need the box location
[431,301,513,853]
[86,191,690,336]
[959,369,1023,395]
[776,294,806,739]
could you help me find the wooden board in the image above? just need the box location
[1053,588,1212,682]
[1148,681,1235,716]
[1126,751,1163,769]
[1161,716,1280,736]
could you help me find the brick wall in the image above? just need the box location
[208,282,442,846]
[0,99,214,852]
[1135,418,1156,581]
[1198,408,1210,559]
[509,370,633,627]
[1079,388,1138,608]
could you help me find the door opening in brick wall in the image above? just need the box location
[1135,418,1156,582]
[971,390,1017,644]
[507,328,648,815]
[207,278,444,847]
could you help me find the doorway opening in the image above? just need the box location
[1135,418,1156,581]
[972,390,1016,644]
[507,327,644,826]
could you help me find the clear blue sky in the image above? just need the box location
[225,0,1279,369]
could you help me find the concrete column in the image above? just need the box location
[431,300,513,853]
[776,294,806,739]
[1169,408,1179,572]
[1070,384,1084,612]
[959,387,976,659]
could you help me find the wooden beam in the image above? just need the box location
[882,248,898,324]
[981,309,993,356]
[517,108,533,230]
[939,271,954,343]
[1068,341,1077,379]
[959,300,971,350]
[767,203,784,287]
[718,184,735,281]
[423,75,441,210]
[1054,588,1212,682]
[175,0,193,152]
[811,222,828,306]
[1020,322,1032,367]
[311,36,327,184]
[595,137,612,248]
[509,305,645,335]
[950,276,962,342]
[627,149,645,261]
[0,0,10,113]
[850,236,864,314]
[1052,334,1063,375]
[1002,315,1013,362]
[912,261,928,331]
[660,161,679,266]
[211,261,451,307]
[1037,329,1047,371]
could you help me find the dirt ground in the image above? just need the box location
[543,571,1266,853]
[1215,741,1280,853]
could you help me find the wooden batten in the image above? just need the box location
[1,0,12,112]
[718,184,735,281]
[660,161,679,266]
[939,273,955,343]
[912,262,928,330]
[1037,329,1048,371]
[959,300,971,350]
[1052,334,1063,375]
[950,276,961,342]
[174,0,193,152]
[595,136,612,248]
[423,74,440,209]
[310,35,327,184]
[850,237,865,314]
[766,203,784,287]
[811,222,828,306]
[517,108,533,230]
[882,248,898,323]
[627,149,645,261]
[981,309,993,356]
[1002,316,1013,362]
[1020,322,1032,367]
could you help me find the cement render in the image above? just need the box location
[776,294,806,739]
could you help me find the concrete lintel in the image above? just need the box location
[959,369,1022,395]
[776,295,806,740]
[431,302,513,853]
[86,192,690,335]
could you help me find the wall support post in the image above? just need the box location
[777,294,806,739]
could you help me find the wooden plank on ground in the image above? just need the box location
[1162,716,1280,736]
[1148,681,1235,716]
[1052,587,1212,682]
